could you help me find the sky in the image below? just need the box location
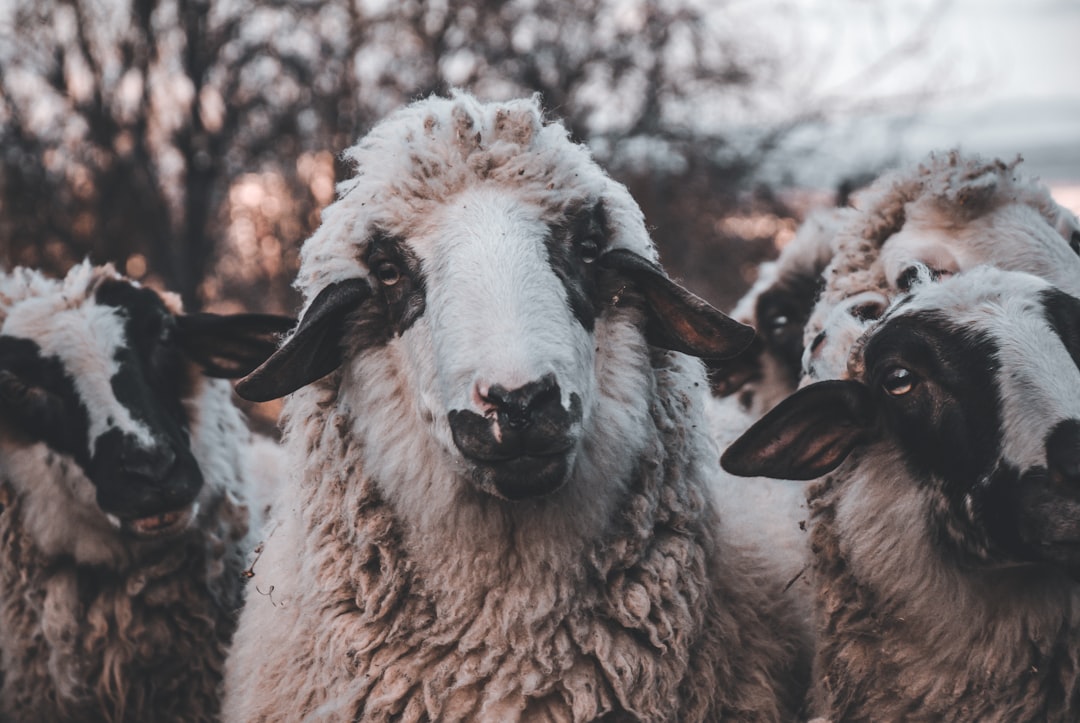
[759,0,1080,192]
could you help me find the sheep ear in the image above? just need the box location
[598,249,755,359]
[235,279,373,402]
[721,379,875,480]
[176,313,297,379]
[705,336,765,396]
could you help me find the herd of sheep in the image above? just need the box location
[0,91,1078,721]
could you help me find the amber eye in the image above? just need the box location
[375,261,402,286]
[882,367,915,396]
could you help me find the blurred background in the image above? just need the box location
[0,0,1076,317]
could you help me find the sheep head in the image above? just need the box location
[237,94,755,508]
[0,263,293,543]
[239,190,751,501]
[723,267,1080,577]
[801,152,1080,386]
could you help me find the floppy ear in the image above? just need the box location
[235,278,373,402]
[176,313,297,379]
[721,379,876,480]
[598,249,755,359]
[705,336,765,397]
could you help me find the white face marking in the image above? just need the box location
[415,187,596,421]
[887,268,1080,471]
[801,289,889,382]
[1,293,157,455]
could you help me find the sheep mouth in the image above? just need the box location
[448,400,582,501]
[114,504,197,539]
[464,451,574,501]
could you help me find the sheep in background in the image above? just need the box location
[707,206,853,419]
[701,207,854,633]
[0,262,292,722]
[723,266,1080,720]
[224,92,808,722]
[707,153,1080,626]
[802,150,1080,383]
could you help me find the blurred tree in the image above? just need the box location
[0,0,358,311]
[0,0,939,315]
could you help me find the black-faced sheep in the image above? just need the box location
[701,208,854,614]
[0,262,292,722]
[224,92,807,722]
[723,266,1080,720]
[802,150,1080,383]
[707,206,853,418]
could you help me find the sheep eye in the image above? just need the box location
[1070,231,1080,257]
[767,314,790,337]
[0,370,52,409]
[375,261,402,286]
[883,367,915,396]
[579,238,600,264]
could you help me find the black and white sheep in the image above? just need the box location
[224,92,807,721]
[0,262,292,722]
[802,150,1080,383]
[708,206,853,418]
[723,266,1080,720]
[701,208,854,608]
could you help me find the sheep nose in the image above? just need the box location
[119,443,177,483]
[1047,419,1080,487]
[483,373,560,431]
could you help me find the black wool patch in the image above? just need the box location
[863,312,1003,504]
[0,336,93,468]
[544,200,609,332]
[755,271,825,387]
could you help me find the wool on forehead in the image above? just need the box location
[294,92,658,301]
[0,261,184,323]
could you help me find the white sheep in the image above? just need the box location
[723,266,1080,720]
[801,150,1080,383]
[0,261,292,721]
[223,92,808,722]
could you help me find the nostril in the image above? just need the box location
[809,331,827,354]
[121,445,177,482]
[482,373,560,430]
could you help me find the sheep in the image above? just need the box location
[707,206,853,419]
[0,261,293,722]
[698,208,856,637]
[722,266,1080,720]
[222,92,808,722]
[801,149,1080,383]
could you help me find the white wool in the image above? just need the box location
[224,92,804,722]
[802,150,1080,384]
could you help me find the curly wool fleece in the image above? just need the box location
[223,92,805,722]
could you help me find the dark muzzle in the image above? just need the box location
[448,375,583,500]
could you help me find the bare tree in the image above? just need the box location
[0,0,950,314]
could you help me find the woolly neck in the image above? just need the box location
[808,471,1080,721]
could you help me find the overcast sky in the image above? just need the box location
[762,0,1080,187]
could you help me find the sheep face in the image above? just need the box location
[802,168,1080,385]
[724,268,1080,575]
[707,207,848,417]
[239,190,752,502]
[0,265,291,546]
